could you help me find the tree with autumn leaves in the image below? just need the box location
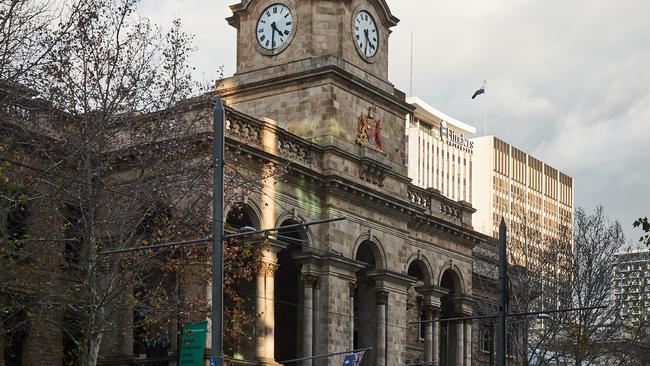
[1,0,270,364]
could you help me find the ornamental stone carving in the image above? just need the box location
[359,161,386,187]
[257,262,278,276]
[300,273,319,288]
[226,115,261,144]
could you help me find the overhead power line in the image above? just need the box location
[98,216,345,255]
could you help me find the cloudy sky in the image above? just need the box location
[139,0,649,246]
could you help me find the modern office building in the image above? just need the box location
[405,97,476,203]
[613,250,650,324]
[471,136,573,271]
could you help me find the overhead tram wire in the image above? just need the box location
[0,157,220,225]
[229,168,343,250]
[8,157,414,328]
[98,216,346,255]
[0,157,286,240]
[408,305,609,324]
[2,157,335,245]
[1,157,233,226]
[231,289,409,331]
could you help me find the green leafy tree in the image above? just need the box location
[632,217,649,246]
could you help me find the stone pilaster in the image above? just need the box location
[432,309,441,366]
[423,307,433,363]
[375,290,388,366]
[256,261,278,364]
[301,274,318,366]
[455,320,464,366]
[464,320,472,366]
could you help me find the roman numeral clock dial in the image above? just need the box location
[354,10,379,59]
[256,3,294,52]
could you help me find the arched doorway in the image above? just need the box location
[274,219,307,362]
[353,240,383,366]
[439,269,461,366]
[224,204,260,360]
[406,260,431,364]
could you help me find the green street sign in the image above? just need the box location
[179,321,208,366]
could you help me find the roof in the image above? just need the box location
[228,0,399,28]
[406,96,477,135]
[614,250,650,263]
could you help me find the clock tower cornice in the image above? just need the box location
[227,0,399,29]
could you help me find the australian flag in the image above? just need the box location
[471,83,486,99]
[342,351,365,366]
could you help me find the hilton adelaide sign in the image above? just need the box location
[439,121,474,154]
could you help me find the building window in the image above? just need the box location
[480,326,492,352]
[419,309,426,340]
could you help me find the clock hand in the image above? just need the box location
[271,22,283,37]
[364,29,370,54]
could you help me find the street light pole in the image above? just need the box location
[497,218,508,366]
[212,97,225,366]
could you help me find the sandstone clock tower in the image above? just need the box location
[216,4,479,366]
[220,0,413,186]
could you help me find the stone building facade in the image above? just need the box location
[215,1,486,365]
[1,1,492,365]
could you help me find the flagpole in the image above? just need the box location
[483,80,487,135]
[279,347,373,364]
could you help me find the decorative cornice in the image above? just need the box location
[367,269,416,290]
[118,102,488,250]
[219,60,414,115]
[321,253,366,275]
[416,285,451,306]
[451,296,477,316]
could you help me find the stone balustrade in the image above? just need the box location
[225,107,320,167]
[407,185,473,227]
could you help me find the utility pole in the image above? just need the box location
[497,218,508,366]
[212,97,225,366]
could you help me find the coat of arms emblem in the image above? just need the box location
[356,106,383,150]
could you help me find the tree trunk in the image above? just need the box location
[88,333,103,366]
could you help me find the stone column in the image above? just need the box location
[432,310,440,366]
[376,291,388,366]
[424,307,433,363]
[464,320,472,366]
[301,274,318,366]
[455,321,464,366]
[256,261,278,363]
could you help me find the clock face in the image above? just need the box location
[256,3,294,52]
[354,10,379,59]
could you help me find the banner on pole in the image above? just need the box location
[179,321,208,366]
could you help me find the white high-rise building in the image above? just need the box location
[405,97,476,203]
[613,250,650,325]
